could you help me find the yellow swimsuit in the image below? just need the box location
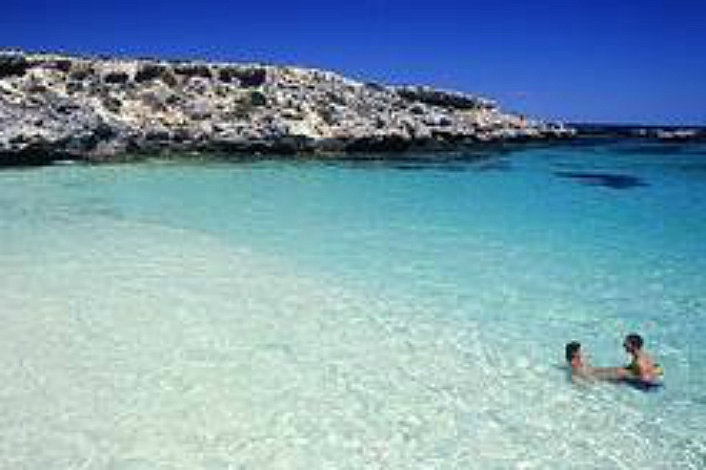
[625,362,663,377]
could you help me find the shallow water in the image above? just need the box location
[1,143,705,469]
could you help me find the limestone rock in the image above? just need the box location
[0,49,575,164]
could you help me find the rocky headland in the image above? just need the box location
[570,123,706,142]
[0,50,574,165]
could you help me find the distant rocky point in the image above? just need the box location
[0,49,574,165]
[569,123,706,142]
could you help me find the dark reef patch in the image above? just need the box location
[613,143,694,156]
[472,158,513,172]
[320,150,514,173]
[554,171,648,189]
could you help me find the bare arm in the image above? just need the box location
[586,366,629,381]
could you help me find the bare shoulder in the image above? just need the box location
[636,352,658,379]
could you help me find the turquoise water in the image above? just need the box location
[1,142,705,468]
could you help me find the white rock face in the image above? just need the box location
[0,50,573,163]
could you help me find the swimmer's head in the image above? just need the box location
[565,341,581,363]
[624,333,643,353]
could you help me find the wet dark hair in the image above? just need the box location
[565,341,581,362]
[625,333,644,350]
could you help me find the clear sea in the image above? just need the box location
[1,141,705,469]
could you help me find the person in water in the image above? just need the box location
[619,333,660,383]
[565,341,624,382]
[565,334,661,386]
[566,341,592,381]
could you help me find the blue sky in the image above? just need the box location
[2,0,705,124]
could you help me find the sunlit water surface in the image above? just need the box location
[1,142,705,469]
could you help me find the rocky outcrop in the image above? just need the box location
[654,129,705,141]
[0,50,574,164]
[569,123,706,142]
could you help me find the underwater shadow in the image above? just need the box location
[554,171,648,189]
[323,149,516,173]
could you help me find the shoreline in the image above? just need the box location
[0,138,577,168]
[2,135,702,169]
